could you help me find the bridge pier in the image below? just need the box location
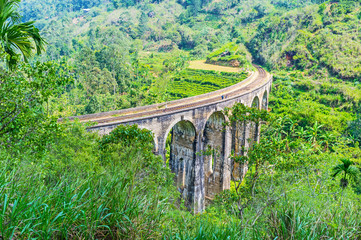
[156,136,167,163]
[193,133,205,213]
[222,126,232,191]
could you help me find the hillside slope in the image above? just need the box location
[248,1,361,80]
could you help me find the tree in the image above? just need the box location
[332,159,359,189]
[356,12,361,35]
[332,158,360,206]
[223,103,271,219]
[84,95,101,114]
[0,0,45,68]
[99,124,176,202]
[0,62,71,153]
[138,12,148,36]
[192,0,202,14]
[348,115,361,144]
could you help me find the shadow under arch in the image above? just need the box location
[251,96,260,109]
[202,111,226,200]
[166,120,197,207]
[262,90,268,110]
[162,116,195,153]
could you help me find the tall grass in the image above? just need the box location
[0,124,176,239]
[162,215,244,240]
[162,199,361,240]
[0,166,171,239]
[263,200,361,239]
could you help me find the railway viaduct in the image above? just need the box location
[64,65,273,213]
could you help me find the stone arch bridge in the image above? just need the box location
[64,65,273,213]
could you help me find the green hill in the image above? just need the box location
[248,1,361,80]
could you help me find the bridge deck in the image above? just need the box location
[62,65,270,127]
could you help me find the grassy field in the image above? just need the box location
[188,60,243,72]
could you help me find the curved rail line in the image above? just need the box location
[62,65,271,127]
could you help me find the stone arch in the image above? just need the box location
[167,120,197,206]
[162,116,195,152]
[251,96,260,109]
[203,111,226,200]
[262,90,268,110]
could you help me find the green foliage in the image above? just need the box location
[270,71,358,133]
[248,2,361,79]
[100,124,154,151]
[206,42,251,68]
[0,0,45,68]
[207,42,240,60]
[162,50,189,73]
[39,121,101,181]
[224,102,270,127]
[0,163,173,239]
[0,62,71,154]
[162,213,243,239]
[47,42,157,116]
[21,0,105,21]
[167,68,248,99]
[348,115,361,143]
[332,158,360,189]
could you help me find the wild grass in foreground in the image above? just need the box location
[0,123,176,239]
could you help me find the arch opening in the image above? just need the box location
[251,96,260,109]
[165,120,196,206]
[262,90,268,110]
[203,111,226,200]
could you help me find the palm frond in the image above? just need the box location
[0,0,45,68]
[332,158,360,186]
[331,165,344,178]
[347,166,360,181]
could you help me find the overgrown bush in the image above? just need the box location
[206,42,252,68]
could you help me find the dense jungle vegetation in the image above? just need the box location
[2,0,361,238]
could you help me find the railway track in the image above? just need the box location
[62,65,270,127]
